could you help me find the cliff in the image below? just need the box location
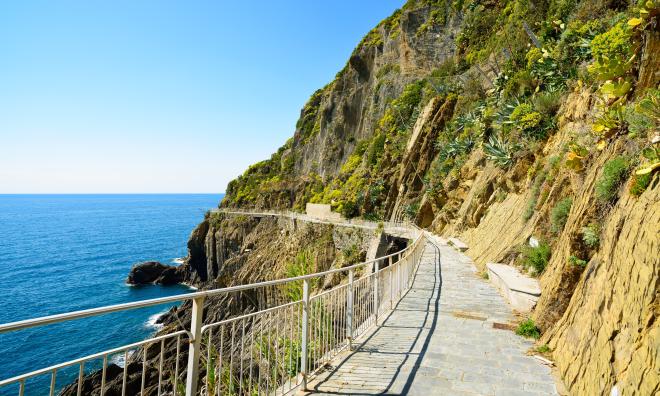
[71,0,658,394]
[216,0,660,394]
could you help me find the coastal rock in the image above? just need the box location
[126,261,183,285]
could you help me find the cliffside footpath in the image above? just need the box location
[216,0,659,394]
[69,0,658,394]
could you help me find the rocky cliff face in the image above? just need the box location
[220,1,465,217]
[215,0,659,394]
[73,212,380,396]
[64,1,658,394]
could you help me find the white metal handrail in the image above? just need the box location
[211,208,413,231]
[0,222,426,396]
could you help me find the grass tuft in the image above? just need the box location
[516,319,541,339]
[595,156,630,203]
[519,242,551,275]
[550,197,573,233]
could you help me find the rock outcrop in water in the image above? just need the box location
[126,261,184,286]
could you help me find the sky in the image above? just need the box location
[0,0,402,193]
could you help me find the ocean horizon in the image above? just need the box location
[0,194,222,393]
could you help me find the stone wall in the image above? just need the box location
[306,203,343,221]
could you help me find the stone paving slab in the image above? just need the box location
[302,235,560,395]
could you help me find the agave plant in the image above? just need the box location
[483,134,517,167]
[497,97,524,128]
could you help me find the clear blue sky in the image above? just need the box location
[0,0,402,193]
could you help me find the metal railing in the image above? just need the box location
[211,208,413,233]
[0,225,426,396]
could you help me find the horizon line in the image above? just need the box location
[0,192,225,195]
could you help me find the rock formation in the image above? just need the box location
[94,0,658,394]
[126,261,184,286]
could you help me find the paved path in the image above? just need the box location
[303,235,560,395]
[213,209,417,239]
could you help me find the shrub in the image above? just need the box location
[510,103,542,130]
[340,154,362,176]
[516,319,541,339]
[524,170,548,221]
[590,22,632,66]
[557,19,604,63]
[569,255,588,268]
[551,197,573,233]
[338,200,358,218]
[404,201,420,220]
[595,157,630,202]
[581,223,600,248]
[588,22,635,95]
[532,91,562,116]
[629,173,653,196]
[367,133,386,166]
[285,251,315,301]
[342,244,363,264]
[528,50,569,92]
[536,344,551,354]
[520,242,551,274]
[484,135,517,168]
[631,90,660,138]
[376,63,400,79]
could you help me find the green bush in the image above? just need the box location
[285,251,315,301]
[595,156,630,202]
[588,22,634,83]
[569,255,588,268]
[532,91,562,116]
[551,197,573,233]
[404,201,420,220]
[590,22,632,65]
[520,242,551,274]
[376,63,400,79]
[484,135,517,168]
[516,319,541,339]
[367,133,386,166]
[510,103,542,130]
[524,170,548,221]
[581,223,600,248]
[629,173,653,196]
[627,89,660,139]
[342,244,364,263]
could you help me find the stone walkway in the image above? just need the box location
[303,235,560,395]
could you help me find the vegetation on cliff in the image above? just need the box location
[219,0,659,393]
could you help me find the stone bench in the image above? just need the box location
[486,263,541,312]
[448,237,468,252]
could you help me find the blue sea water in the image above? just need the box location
[0,194,222,394]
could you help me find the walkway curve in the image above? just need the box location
[215,209,561,395]
[302,235,560,396]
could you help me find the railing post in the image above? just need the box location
[185,296,205,396]
[346,269,354,350]
[396,254,400,299]
[373,260,380,325]
[301,279,310,390]
[388,256,393,309]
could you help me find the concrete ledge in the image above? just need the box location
[487,263,540,312]
[448,237,468,251]
[306,203,342,221]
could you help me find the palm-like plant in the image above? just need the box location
[483,135,516,167]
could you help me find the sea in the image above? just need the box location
[0,194,222,394]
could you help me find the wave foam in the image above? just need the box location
[145,311,167,330]
[110,350,134,368]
